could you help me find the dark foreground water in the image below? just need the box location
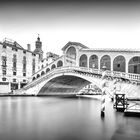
[0,96,140,140]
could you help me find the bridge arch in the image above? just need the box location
[79,54,88,67]
[46,68,50,73]
[32,77,36,81]
[51,64,56,70]
[89,55,98,69]
[36,74,40,78]
[66,46,76,59]
[41,71,45,76]
[128,56,140,74]
[57,60,63,67]
[37,72,103,95]
[100,55,111,70]
[113,55,126,72]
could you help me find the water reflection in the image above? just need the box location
[0,96,140,140]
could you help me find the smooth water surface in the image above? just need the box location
[0,96,140,140]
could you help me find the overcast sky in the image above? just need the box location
[0,0,140,56]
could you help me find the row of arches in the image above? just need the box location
[79,54,140,74]
[32,60,63,80]
[66,46,140,74]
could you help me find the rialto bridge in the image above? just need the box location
[16,42,140,98]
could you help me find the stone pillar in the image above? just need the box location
[18,82,20,89]
[87,55,89,68]
[125,59,129,73]
[98,56,100,70]
[111,57,114,71]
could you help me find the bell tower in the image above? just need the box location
[34,34,43,61]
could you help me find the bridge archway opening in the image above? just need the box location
[66,46,76,59]
[128,56,140,74]
[79,54,88,67]
[51,64,56,70]
[46,68,50,73]
[89,55,98,69]
[57,60,63,67]
[113,55,126,72]
[41,71,45,76]
[100,55,111,70]
[38,75,92,95]
[32,77,36,81]
[36,74,40,78]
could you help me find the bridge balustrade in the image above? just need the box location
[20,64,140,91]
[32,65,140,86]
[16,64,140,96]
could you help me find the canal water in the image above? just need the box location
[0,96,140,140]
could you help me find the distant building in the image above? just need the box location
[40,52,59,69]
[0,38,40,94]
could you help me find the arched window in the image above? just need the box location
[36,74,40,78]
[128,56,140,74]
[41,71,45,76]
[46,68,50,73]
[57,60,63,67]
[89,55,98,69]
[113,55,126,72]
[51,64,56,69]
[79,54,87,67]
[66,46,76,59]
[100,55,111,70]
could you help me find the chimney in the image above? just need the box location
[27,44,31,51]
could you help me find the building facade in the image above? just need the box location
[0,38,40,94]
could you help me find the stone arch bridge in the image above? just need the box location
[16,65,140,98]
[16,42,140,98]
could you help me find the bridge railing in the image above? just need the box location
[32,66,140,86]
[32,55,65,78]
[19,65,140,92]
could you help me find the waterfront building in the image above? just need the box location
[0,38,41,94]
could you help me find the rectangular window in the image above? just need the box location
[12,48,18,51]
[3,70,6,75]
[23,73,26,76]
[3,45,6,49]
[13,72,16,75]
[13,79,16,82]
[2,77,6,81]
[1,56,7,75]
